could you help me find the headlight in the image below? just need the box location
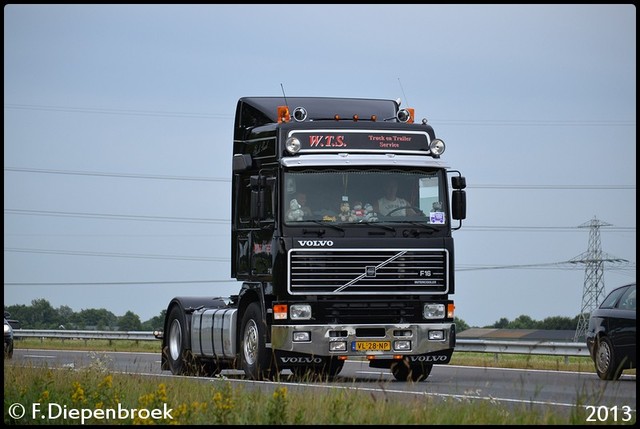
[423,303,445,319]
[430,139,445,156]
[4,323,12,335]
[285,137,301,154]
[290,304,312,320]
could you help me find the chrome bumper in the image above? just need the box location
[271,322,454,357]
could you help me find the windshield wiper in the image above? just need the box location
[406,221,439,235]
[356,220,396,232]
[302,220,345,236]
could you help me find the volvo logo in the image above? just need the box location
[409,355,449,363]
[297,240,334,247]
[279,357,324,364]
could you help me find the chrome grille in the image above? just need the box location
[288,248,448,295]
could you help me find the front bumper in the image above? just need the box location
[271,322,455,358]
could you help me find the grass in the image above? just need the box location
[3,363,613,425]
[6,339,635,425]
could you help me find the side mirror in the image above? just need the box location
[452,190,466,220]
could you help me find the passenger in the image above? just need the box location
[295,192,313,218]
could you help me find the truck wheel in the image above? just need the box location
[240,302,274,380]
[165,305,197,375]
[316,357,344,380]
[391,359,433,382]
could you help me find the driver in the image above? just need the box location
[376,179,415,216]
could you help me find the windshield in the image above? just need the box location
[283,169,447,224]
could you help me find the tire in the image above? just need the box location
[164,305,197,375]
[4,342,13,359]
[391,359,433,382]
[594,336,622,380]
[316,357,344,380]
[291,358,344,381]
[240,302,275,380]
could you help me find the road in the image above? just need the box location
[6,348,636,421]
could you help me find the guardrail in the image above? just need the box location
[14,329,156,342]
[13,329,591,357]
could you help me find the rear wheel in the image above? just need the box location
[594,336,622,380]
[240,302,275,380]
[165,305,198,375]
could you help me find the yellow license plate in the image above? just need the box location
[352,341,391,351]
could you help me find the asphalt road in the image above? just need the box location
[6,348,636,422]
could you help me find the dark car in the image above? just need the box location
[585,282,636,380]
[4,317,14,359]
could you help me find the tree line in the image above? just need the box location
[4,298,165,332]
[5,298,581,332]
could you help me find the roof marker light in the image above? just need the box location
[277,106,290,123]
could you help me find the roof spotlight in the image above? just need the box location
[293,106,308,122]
[430,138,445,156]
[397,108,411,123]
[285,137,301,154]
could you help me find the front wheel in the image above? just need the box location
[391,359,433,382]
[240,302,275,380]
[594,336,622,380]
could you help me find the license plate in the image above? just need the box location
[352,341,391,351]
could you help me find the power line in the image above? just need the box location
[4,209,636,232]
[4,247,228,262]
[4,209,227,224]
[462,226,634,232]
[431,119,635,127]
[4,103,234,120]
[466,184,635,190]
[4,166,633,190]
[4,280,233,286]
[5,103,634,127]
[4,167,230,182]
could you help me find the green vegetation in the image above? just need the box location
[5,299,581,331]
[4,299,165,331]
[4,362,613,425]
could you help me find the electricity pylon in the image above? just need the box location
[570,217,628,342]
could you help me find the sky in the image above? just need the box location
[3,4,636,328]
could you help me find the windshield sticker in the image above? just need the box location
[430,211,446,224]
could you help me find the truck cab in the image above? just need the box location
[161,96,466,382]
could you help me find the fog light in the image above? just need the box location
[394,340,411,351]
[330,341,347,352]
[429,330,444,341]
[293,331,310,342]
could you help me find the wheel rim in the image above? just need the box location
[243,319,259,365]
[595,340,612,374]
[168,318,182,361]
